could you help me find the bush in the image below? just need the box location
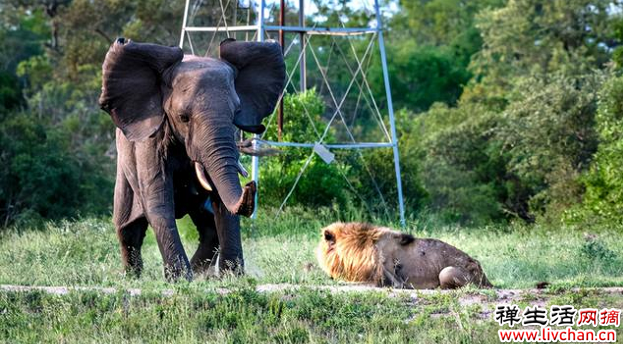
[259,90,350,209]
[411,74,603,225]
[572,74,623,225]
[258,90,428,218]
[413,103,509,225]
[357,109,428,216]
[0,112,113,227]
[500,74,602,221]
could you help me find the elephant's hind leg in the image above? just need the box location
[439,266,472,289]
[117,217,148,277]
[189,208,220,275]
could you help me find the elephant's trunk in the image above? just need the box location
[192,116,255,217]
[195,159,254,217]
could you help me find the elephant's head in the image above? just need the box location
[99,38,285,216]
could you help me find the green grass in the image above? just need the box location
[0,286,499,343]
[1,209,623,342]
[2,285,623,343]
[1,209,622,289]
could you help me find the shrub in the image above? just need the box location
[499,74,602,221]
[572,74,623,225]
[0,112,113,227]
[259,90,349,209]
[413,103,508,225]
[258,90,428,218]
[412,74,603,225]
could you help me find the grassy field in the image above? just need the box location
[1,208,623,342]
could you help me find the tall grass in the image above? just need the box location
[0,207,622,289]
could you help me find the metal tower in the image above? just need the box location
[179,0,406,226]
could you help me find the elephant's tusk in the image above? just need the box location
[237,161,249,178]
[194,162,213,191]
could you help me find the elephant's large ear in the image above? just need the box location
[99,38,183,141]
[219,39,286,134]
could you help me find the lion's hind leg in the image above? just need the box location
[438,266,472,289]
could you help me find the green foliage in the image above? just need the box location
[414,73,604,224]
[0,7,46,72]
[412,103,508,225]
[395,0,505,46]
[381,0,505,112]
[0,112,113,226]
[402,0,622,225]
[347,145,427,217]
[574,74,623,225]
[259,91,427,217]
[467,0,615,104]
[1,0,623,228]
[260,90,350,208]
[499,74,602,221]
[16,55,53,93]
[369,42,473,112]
[0,0,187,227]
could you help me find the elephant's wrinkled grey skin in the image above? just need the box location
[99,38,285,281]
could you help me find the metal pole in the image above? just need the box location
[251,0,265,219]
[374,0,405,227]
[257,0,265,41]
[179,0,191,48]
[299,0,306,91]
[278,0,285,141]
[232,0,237,40]
[245,1,251,41]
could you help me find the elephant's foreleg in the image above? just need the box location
[134,136,193,282]
[146,213,192,282]
[140,178,193,282]
[212,198,244,275]
[188,208,220,275]
[116,218,148,277]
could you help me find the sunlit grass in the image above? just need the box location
[1,208,622,289]
[1,209,623,343]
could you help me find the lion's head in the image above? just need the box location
[315,222,387,284]
[315,222,415,286]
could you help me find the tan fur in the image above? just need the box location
[316,222,493,289]
[315,222,388,284]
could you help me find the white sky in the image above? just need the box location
[255,0,398,17]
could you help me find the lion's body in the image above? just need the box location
[316,222,492,289]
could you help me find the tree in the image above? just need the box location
[576,74,623,224]
[498,74,602,220]
[375,0,505,112]
[466,0,618,104]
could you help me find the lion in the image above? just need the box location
[316,222,493,289]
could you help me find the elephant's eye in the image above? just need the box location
[180,114,190,123]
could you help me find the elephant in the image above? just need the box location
[98,38,286,281]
